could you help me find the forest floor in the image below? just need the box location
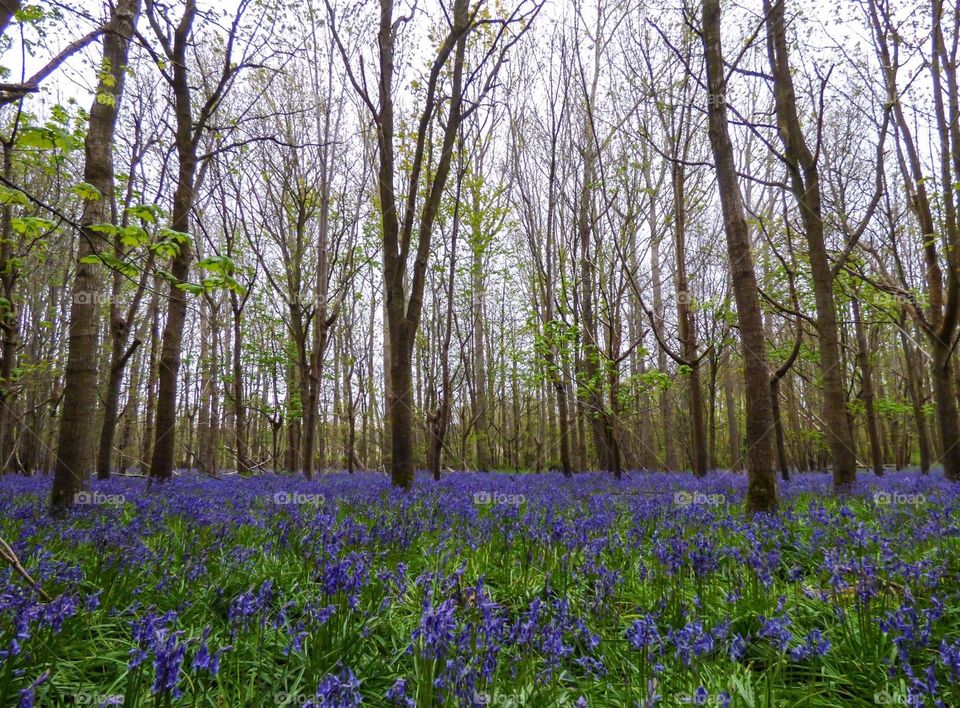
[1,470,957,707]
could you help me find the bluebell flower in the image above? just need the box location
[306,665,361,707]
[729,634,747,660]
[758,615,792,652]
[627,615,661,651]
[385,678,414,706]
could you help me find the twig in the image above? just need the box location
[0,536,52,602]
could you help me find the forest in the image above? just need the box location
[0,0,959,705]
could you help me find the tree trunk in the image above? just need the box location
[96,333,142,479]
[51,0,139,509]
[367,0,476,487]
[724,359,741,470]
[672,160,707,477]
[852,297,883,475]
[764,0,856,491]
[899,325,931,473]
[197,299,215,474]
[149,0,199,481]
[703,0,778,513]
[0,142,19,473]
[231,297,249,473]
[651,233,676,470]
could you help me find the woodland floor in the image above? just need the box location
[0,470,958,707]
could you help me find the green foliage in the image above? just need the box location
[17,124,78,152]
[0,186,29,207]
[193,255,245,295]
[532,318,578,381]
[14,4,44,23]
[72,182,101,201]
[876,398,911,419]
[11,215,55,237]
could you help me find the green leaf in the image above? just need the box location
[88,224,121,237]
[0,187,29,206]
[11,216,55,237]
[119,225,149,248]
[157,227,191,244]
[72,182,102,201]
[176,282,205,295]
[127,204,161,224]
[197,255,236,275]
[17,127,56,150]
[15,5,44,23]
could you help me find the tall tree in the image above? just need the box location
[329,0,540,487]
[145,0,260,480]
[702,0,778,512]
[51,0,140,510]
[764,0,857,490]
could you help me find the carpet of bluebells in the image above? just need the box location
[1,470,959,707]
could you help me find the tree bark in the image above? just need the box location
[672,159,707,477]
[852,296,883,475]
[724,359,741,470]
[51,0,139,509]
[703,0,778,513]
[360,0,475,487]
[148,0,199,481]
[764,0,856,490]
[0,142,19,473]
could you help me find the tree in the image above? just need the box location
[144,0,266,481]
[328,0,541,487]
[764,0,857,490]
[51,0,140,511]
[702,0,778,512]
[865,0,960,482]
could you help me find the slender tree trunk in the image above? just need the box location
[770,378,789,481]
[149,0,199,481]
[197,299,214,474]
[575,96,615,473]
[899,325,931,472]
[651,234,676,470]
[724,359,741,470]
[429,171,460,480]
[672,160,707,477]
[708,356,718,470]
[231,298,249,473]
[765,0,856,490]
[97,333,142,479]
[0,142,19,473]
[52,0,139,509]
[852,297,883,475]
[368,0,475,487]
[141,277,160,470]
[703,0,778,513]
